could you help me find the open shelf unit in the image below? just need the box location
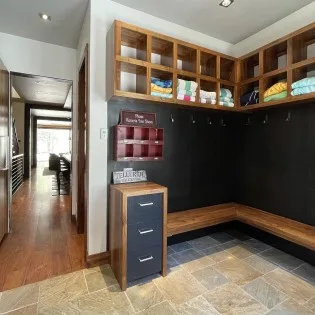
[114,125,164,161]
[108,20,315,112]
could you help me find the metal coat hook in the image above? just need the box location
[245,116,252,126]
[191,115,196,124]
[220,118,226,127]
[263,114,269,124]
[170,113,175,123]
[285,111,291,123]
[207,117,213,125]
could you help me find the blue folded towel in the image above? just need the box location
[151,77,172,88]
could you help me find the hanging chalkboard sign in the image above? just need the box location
[113,168,147,184]
[120,110,156,127]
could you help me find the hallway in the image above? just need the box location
[0,165,85,291]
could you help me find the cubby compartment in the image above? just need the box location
[292,63,315,96]
[151,36,173,67]
[149,145,163,160]
[149,128,164,143]
[177,74,198,102]
[241,53,259,81]
[220,57,235,82]
[133,144,149,158]
[263,72,288,102]
[120,27,147,61]
[199,80,218,104]
[116,125,134,141]
[200,51,217,78]
[150,69,174,98]
[134,127,149,141]
[292,27,315,64]
[219,83,235,107]
[239,81,260,106]
[177,44,197,73]
[264,41,287,73]
[116,144,133,160]
[116,61,147,94]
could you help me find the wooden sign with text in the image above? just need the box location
[120,110,156,127]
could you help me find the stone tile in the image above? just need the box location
[204,283,267,315]
[0,283,39,314]
[188,236,220,251]
[265,298,315,315]
[201,245,234,263]
[167,255,180,269]
[173,296,220,315]
[38,271,88,311]
[305,297,315,312]
[84,266,118,293]
[244,255,277,274]
[153,269,206,305]
[226,244,256,259]
[259,248,304,271]
[209,232,234,244]
[169,242,192,253]
[243,277,287,309]
[192,266,229,291]
[219,239,242,250]
[214,256,262,286]
[83,264,110,275]
[126,282,165,312]
[172,249,215,273]
[2,304,37,315]
[139,301,177,315]
[168,246,175,254]
[38,285,133,315]
[226,229,251,241]
[264,268,315,304]
[292,263,315,285]
[242,238,271,253]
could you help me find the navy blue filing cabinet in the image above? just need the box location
[109,182,168,290]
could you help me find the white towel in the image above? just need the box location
[200,98,216,105]
[177,94,196,102]
[177,89,196,97]
[200,90,216,99]
[219,101,234,107]
[177,79,198,92]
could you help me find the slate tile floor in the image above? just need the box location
[0,230,314,314]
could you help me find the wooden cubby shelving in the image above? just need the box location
[107,20,315,113]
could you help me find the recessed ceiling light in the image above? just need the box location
[219,0,234,8]
[39,13,51,21]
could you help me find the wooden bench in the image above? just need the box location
[167,203,315,251]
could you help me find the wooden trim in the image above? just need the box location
[86,251,111,268]
[71,214,77,224]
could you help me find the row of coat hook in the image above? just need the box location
[170,114,227,127]
[246,110,292,126]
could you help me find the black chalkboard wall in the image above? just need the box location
[107,100,315,262]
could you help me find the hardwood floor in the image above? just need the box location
[0,163,85,291]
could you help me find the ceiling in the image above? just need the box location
[0,0,88,48]
[111,0,314,44]
[31,109,72,120]
[12,74,72,107]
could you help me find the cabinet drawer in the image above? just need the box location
[127,193,163,224]
[128,221,162,251]
[127,246,162,282]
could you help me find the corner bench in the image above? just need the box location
[167,203,315,251]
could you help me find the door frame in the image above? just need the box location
[76,44,89,254]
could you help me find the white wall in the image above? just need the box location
[87,0,233,255]
[11,102,25,154]
[232,2,315,57]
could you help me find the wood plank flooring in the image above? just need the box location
[0,164,85,291]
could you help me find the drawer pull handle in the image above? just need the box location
[138,255,153,263]
[138,202,153,207]
[139,228,154,235]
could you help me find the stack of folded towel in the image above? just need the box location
[291,77,315,96]
[240,90,259,106]
[200,90,216,104]
[264,82,287,102]
[151,77,173,99]
[177,79,198,102]
[219,88,234,107]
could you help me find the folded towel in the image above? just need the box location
[219,101,234,107]
[220,96,234,103]
[177,89,196,97]
[151,77,172,88]
[264,90,287,102]
[292,77,315,89]
[177,94,196,102]
[200,90,216,99]
[220,88,232,99]
[264,82,287,98]
[151,83,172,94]
[177,79,198,91]
[200,98,216,105]
[151,92,173,99]
[240,90,259,106]
[291,85,315,96]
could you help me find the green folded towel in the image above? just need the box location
[264,91,287,102]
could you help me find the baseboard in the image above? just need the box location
[86,251,110,268]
